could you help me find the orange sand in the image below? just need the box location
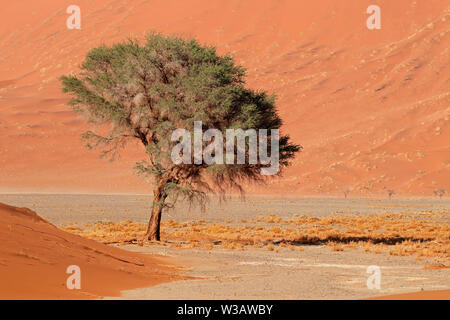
[369,289,450,300]
[0,203,183,299]
[0,0,449,196]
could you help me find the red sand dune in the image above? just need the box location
[369,289,450,300]
[0,0,449,196]
[0,203,182,299]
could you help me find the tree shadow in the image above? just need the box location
[271,236,433,246]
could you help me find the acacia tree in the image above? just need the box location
[387,189,395,199]
[61,33,300,241]
[433,189,446,199]
[343,188,350,199]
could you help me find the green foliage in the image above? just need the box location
[61,32,300,204]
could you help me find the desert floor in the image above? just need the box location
[108,243,449,300]
[1,194,449,299]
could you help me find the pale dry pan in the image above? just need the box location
[1,195,448,300]
[104,243,449,300]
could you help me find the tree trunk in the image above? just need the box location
[145,184,167,241]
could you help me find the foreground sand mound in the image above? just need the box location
[0,203,182,299]
[369,289,450,300]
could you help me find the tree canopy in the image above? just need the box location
[61,33,300,240]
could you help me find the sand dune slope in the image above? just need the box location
[0,203,182,299]
[369,289,450,300]
[0,0,449,195]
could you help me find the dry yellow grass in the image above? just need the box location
[423,263,450,270]
[61,211,450,262]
